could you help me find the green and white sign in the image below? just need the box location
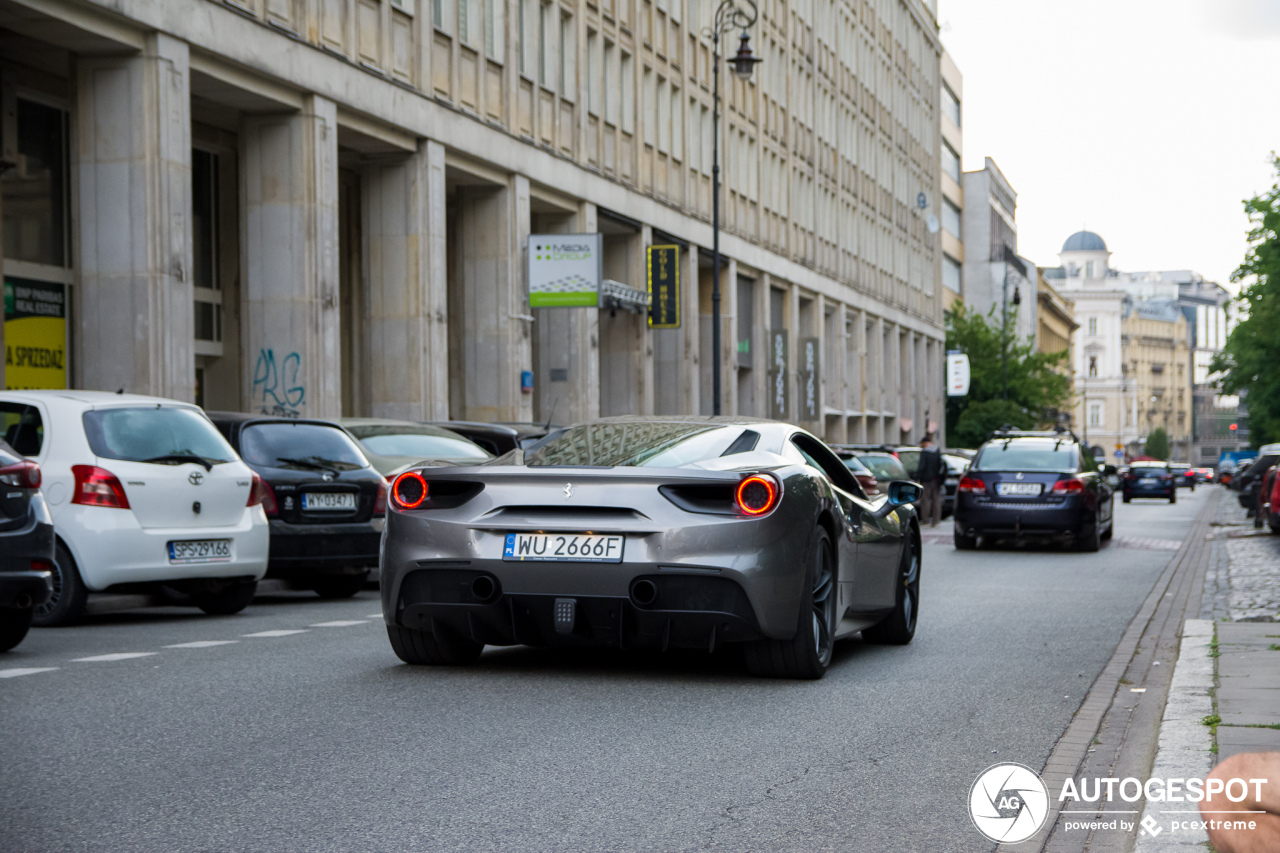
[528,233,603,308]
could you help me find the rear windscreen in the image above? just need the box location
[973,440,1078,472]
[240,423,369,471]
[525,423,757,468]
[83,407,237,465]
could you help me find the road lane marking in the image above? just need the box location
[366,613,382,618]
[310,620,367,628]
[165,640,240,648]
[0,667,60,678]
[241,630,308,638]
[71,652,159,662]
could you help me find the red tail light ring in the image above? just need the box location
[391,471,428,510]
[736,474,780,516]
[957,475,986,494]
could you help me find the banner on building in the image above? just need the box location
[5,277,67,390]
[768,329,789,420]
[946,350,970,397]
[799,336,819,422]
[528,233,602,307]
[646,245,680,328]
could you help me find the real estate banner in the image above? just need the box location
[4,277,67,390]
[799,336,819,421]
[528,234,602,308]
[768,329,789,420]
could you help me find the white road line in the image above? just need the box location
[366,613,383,618]
[310,620,367,628]
[241,629,309,638]
[164,640,240,648]
[0,667,60,678]
[71,652,159,662]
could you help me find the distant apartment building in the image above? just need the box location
[960,157,1036,343]
[0,0,947,445]
[938,48,962,311]
[1121,299,1191,459]
[1035,269,1076,382]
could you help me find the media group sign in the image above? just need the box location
[528,234,603,308]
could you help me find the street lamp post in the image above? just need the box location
[1001,269,1022,400]
[706,0,761,416]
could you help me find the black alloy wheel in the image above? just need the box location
[863,531,920,645]
[32,542,88,627]
[744,528,836,679]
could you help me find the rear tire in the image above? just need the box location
[1169,491,1177,505]
[954,531,977,550]
[862,532,920,646]
[1122,493,1132,504]
[191,580,258,615]
[1077,517,1101,552]
[1101,519,1113,541]
[387,622,484,665]
[311,571,369,600]
[744,528,836,679]
[32,542,88,627]
[0,607,34,652]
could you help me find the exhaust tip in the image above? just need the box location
[14,594,32,610]
[471,575,497,602]
[630,579,658,607]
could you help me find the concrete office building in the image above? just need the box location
[938,47,961,311]
[0,0,946,444]
[960,157,1035,343]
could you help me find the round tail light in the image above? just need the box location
[391,471,428,510]
[735,474,780,516]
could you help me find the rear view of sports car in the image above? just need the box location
[381,417,922,679]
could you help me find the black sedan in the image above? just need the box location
[1122,461,1177,503]
[0,437,54,651]
[381,417,922,679]
[210,414,386,598]
[953,429,1115,552]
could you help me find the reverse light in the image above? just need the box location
[71,465,131,509]
[1051,478,1086,495]
[957,475,986,494]
[391,471,428,510]
[0,460,41,489]
[247,474,278,516]
[735,474,780,516]
[374,477,388,516]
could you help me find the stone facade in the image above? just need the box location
[0,0,946,442]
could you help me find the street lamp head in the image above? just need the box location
[730,31,762,80]
[1011,286,1021,306]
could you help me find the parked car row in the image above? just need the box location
[0,390,526,649]
[1242,444,1280,533]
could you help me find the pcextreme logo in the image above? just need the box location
[969,763,1050,843]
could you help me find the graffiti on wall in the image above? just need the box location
[252,348,305,418]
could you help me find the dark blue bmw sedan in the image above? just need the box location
[1122,460,1177,503]
[953,429,1115,552]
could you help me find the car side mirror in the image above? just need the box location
[871,480,922,518]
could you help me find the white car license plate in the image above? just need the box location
[168,539,232,564]
[1140,478,1158,486]
[302,492,356,511]
[996,482,1042,496]
[502,533,625,563]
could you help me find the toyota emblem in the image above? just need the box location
[322,472,334,482]
[188,471,204,486]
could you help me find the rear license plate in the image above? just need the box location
[302,492,357,511]
[996,482,1042,496]
[1140,478,1158,486]
[168,539,232,564]
[502,533,625,563]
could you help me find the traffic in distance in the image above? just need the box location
[0,390,1226,670]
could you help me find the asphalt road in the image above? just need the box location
[0,486,1212,852]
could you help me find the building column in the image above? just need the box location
[722,256,738,416]
[534,202,600,425]
[680,243,700,415]
[457,172,531,422]
[74,34,194,399]
[239,95,340,418]
[361,138,449,421]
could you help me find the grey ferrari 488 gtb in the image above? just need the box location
[380,417,922,679]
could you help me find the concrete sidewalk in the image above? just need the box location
[1135,486,1280,850]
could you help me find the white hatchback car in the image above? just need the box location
[0,391,270,625]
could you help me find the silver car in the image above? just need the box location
[380,417,922,679]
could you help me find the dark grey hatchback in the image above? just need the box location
[952,429,1115,552]
[0,437,54,651]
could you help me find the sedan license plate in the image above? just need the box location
[302,492,356,511]
[1140,478,1158,486]
[503,533,624,563]
[996,482,1042,496]
[168,539,232,564]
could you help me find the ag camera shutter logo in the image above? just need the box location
[969,763,1050,843]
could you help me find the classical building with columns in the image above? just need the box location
[0,0,946,443]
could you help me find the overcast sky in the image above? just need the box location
[937,0,1280,291]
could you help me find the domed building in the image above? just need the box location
[1058,230,1112,281]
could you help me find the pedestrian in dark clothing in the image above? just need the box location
[915,436,943,527]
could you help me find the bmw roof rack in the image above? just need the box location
[985,424,1083,444]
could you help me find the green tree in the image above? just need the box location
[945,304,1073,448]
[1144,427,1170,460]
[1210,155,1280,446]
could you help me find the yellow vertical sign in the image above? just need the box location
[646,245,680,329]
[4,277,68,390]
